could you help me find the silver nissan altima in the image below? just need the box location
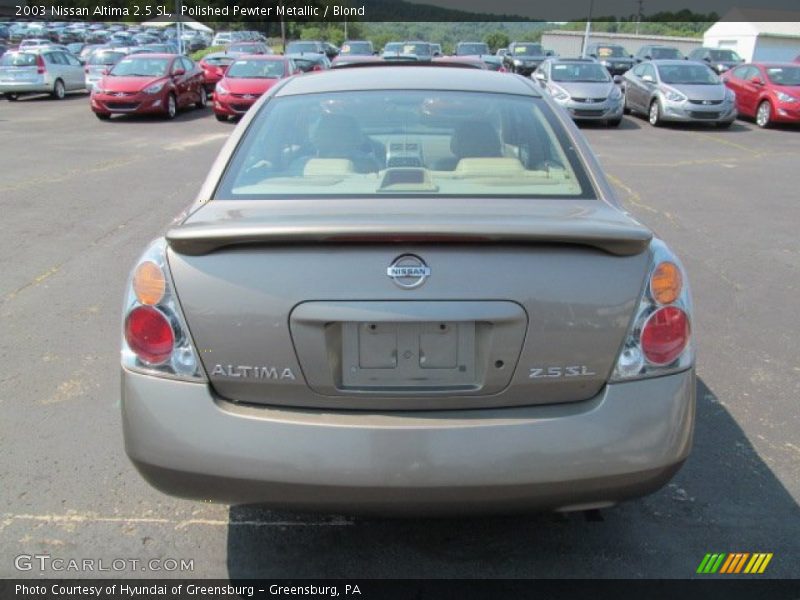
[121,66,695,515]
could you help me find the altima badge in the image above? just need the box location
[387,254,430,289]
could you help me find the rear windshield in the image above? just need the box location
[215,90,592,200]
[765,66,800,85]
[227,59,285,78]
[650,47,682,59]
[658,63,720,84]
[552,63,610,82]
[88,51,125,65]
[229,43,266,53]
[1,53,37,66]
[110,57,170,77]
[457,43,490,56]
[205,56,236,67]
[401,43,431,57]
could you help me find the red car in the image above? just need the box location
[91,53,207,120]
[198,52,236,93]
[723,62,800,127]
[213,55,297,122]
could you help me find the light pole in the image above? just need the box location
[581,0,594,58]
[175,0,183,55]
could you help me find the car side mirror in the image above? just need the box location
[589,53,597,59]
[613,75,622,84]
[312,64,322,71]
[750,76,764,85]
[546,50,554,56]
[533,71,546,81]
[172,68,185,76]
[644,55,651,60]
[642,74,655,83]
[703,57,711,62]
[101,68,109,75]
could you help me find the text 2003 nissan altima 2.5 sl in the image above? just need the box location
[121,66,695,515]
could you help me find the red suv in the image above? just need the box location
[91,53,206,120]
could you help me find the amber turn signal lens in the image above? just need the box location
[650,262,682,305]
[133,261,166,306]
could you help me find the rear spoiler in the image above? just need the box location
[167,201,653,257]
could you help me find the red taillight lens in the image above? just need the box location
[125,306,174,365]
[640,306,690,366]
[36,54,46,75]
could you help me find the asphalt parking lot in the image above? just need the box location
[0,93,798,579]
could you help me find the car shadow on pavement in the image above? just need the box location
[102,108,212,124]
[225,376,799,578]
[578,117,642,131]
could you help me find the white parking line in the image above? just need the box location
[163,133,229,152]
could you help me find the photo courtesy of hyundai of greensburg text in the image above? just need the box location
[0,0,798,597]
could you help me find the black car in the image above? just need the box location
[285,40,337,60]
[686,47,744,74]
[635,45,683,62]
[586,43,636,76]
[502,42,551,75]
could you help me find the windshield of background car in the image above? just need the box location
[1,52,37,66]
[765,66,800,85]
[227,59,285,78]
[651,47,682,59]
[89,51,125,65]
[658,64,720,84]
[709,49,740,61]
[596,46,626,58]
[286,42,319,54]
[110,57,170,77]
[552,63,610,82]
[514,44,543,55]
[458,43,489,55]
[403,44,431,56]
[215,90,592,200]
[341,42,372,55]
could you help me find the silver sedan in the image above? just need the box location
[623,59,737,127]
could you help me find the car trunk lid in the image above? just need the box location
[167,199,651,410]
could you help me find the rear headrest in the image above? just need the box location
[454,158,525,176]
[450,121,503,159]
[303,158,355,176]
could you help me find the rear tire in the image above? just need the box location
[165,93,177,120]
[52,79,65,100]
[95,112,111,120]
[6,93,19,101]
[195,87,207,109]
[756,100,772,128]
[649,99,663,127]
[215,113,228,122]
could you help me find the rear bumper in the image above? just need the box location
[0,81,52,94]
[122,368,695,515]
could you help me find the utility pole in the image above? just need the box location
[280,0,286,52]
[635,0,644,35]
[175,0,183,55]
[344,18,348,42]
[582,0,594,58]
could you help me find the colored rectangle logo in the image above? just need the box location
[697,553,773,574]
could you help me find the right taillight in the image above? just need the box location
[611,239,694,381]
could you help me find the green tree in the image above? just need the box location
[484,31,510,52]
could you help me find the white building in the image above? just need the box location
[703,9,800,62]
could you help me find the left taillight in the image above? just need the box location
[121,238,206,381]
[36,54,46,75]
[610,238,694,381]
